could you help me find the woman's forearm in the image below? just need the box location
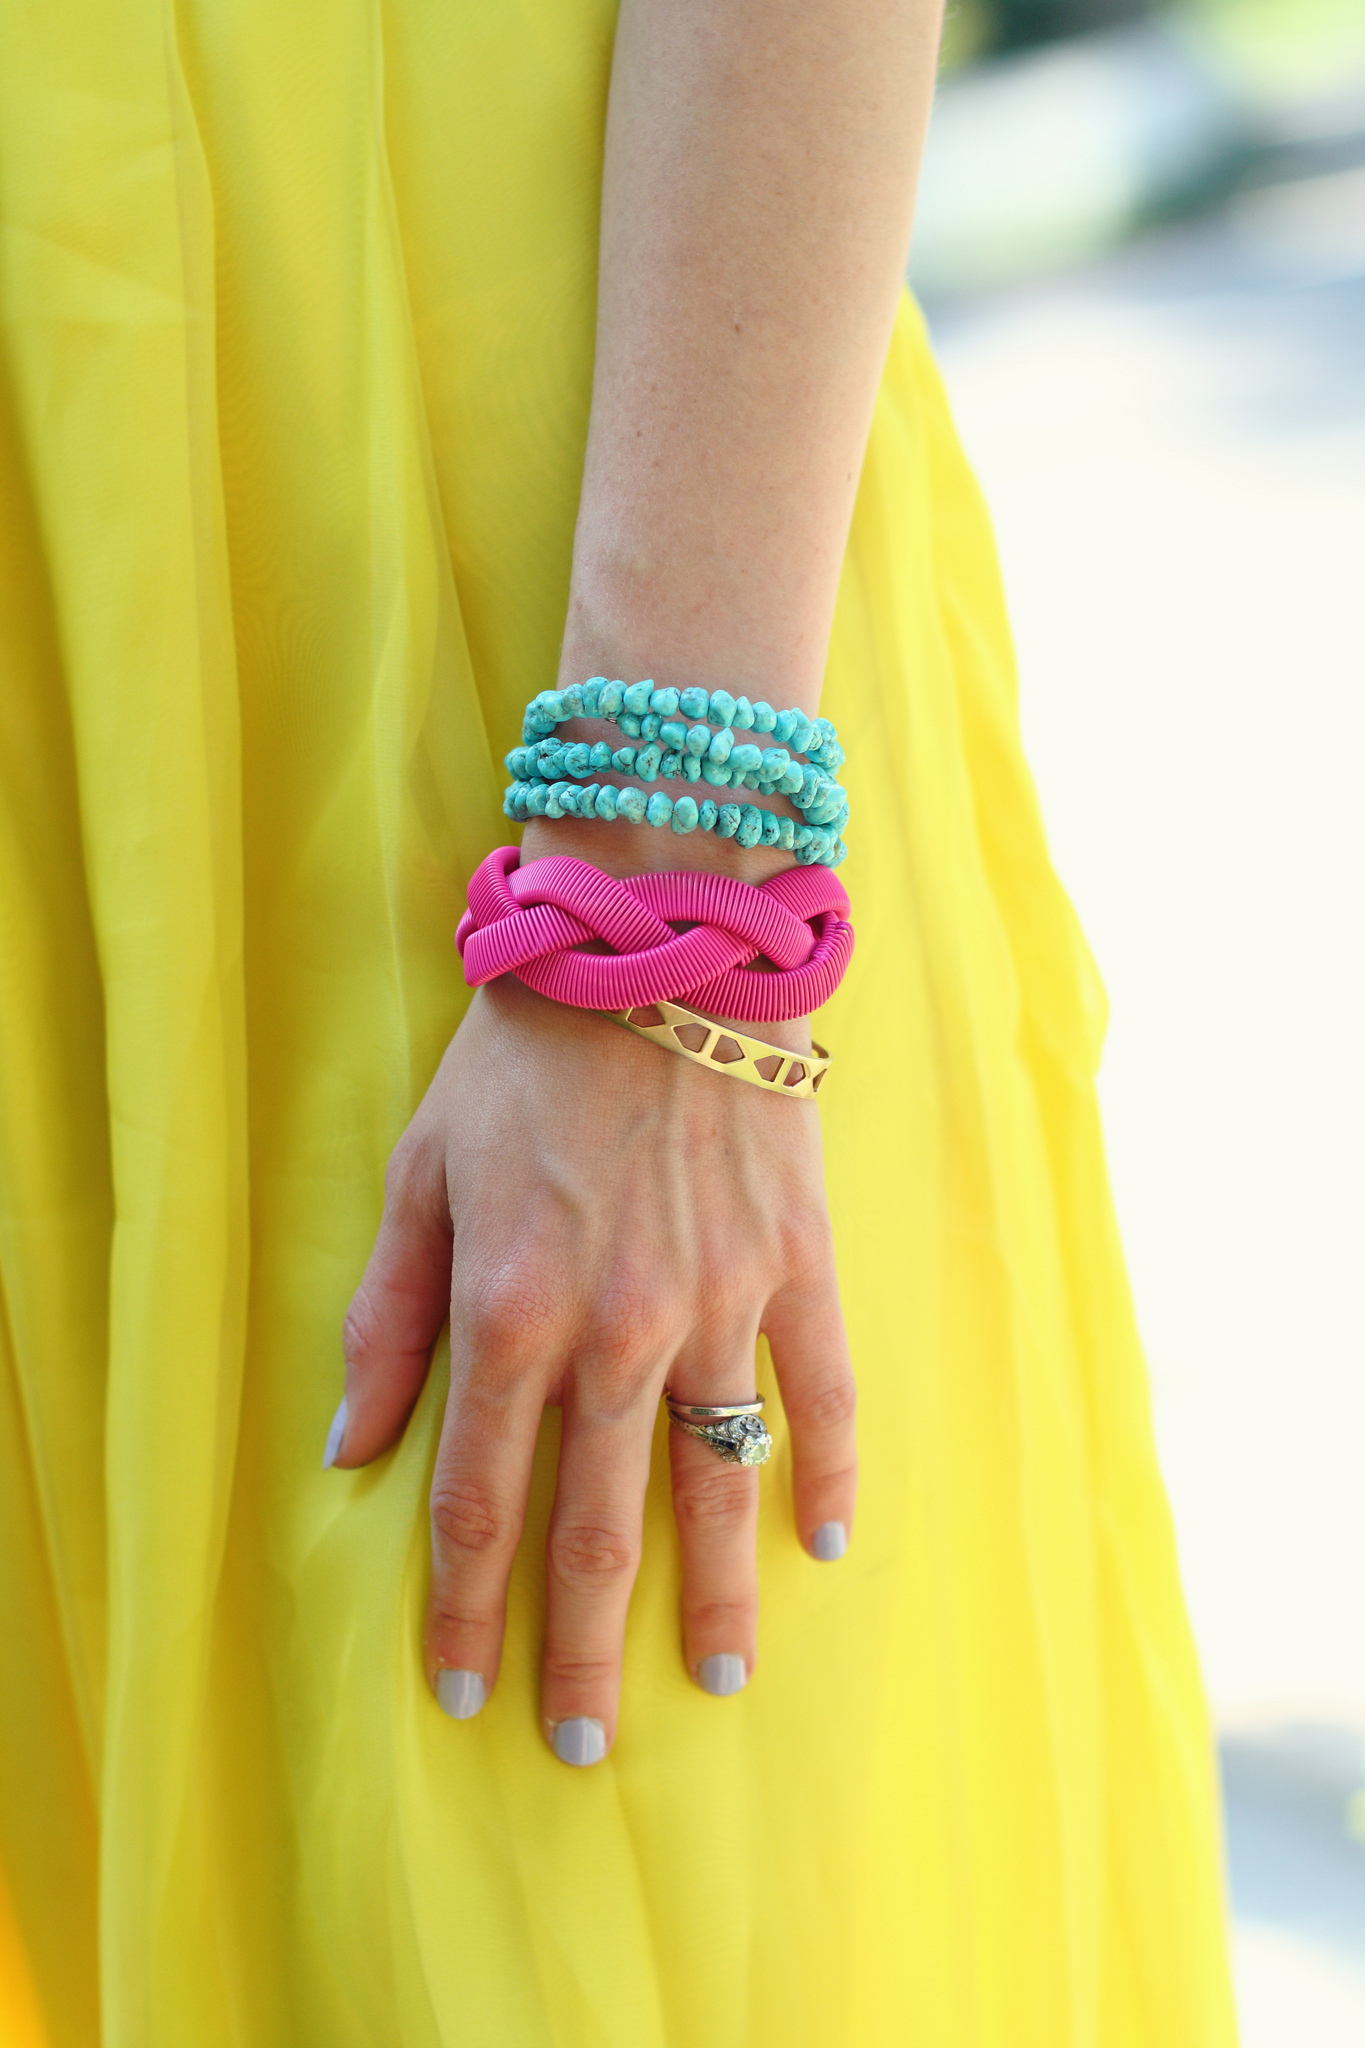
[560,0,943,711]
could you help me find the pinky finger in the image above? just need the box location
[763,1266,857,1561]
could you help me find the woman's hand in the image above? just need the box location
[334,973,856,1763]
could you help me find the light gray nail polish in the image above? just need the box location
[811,1519,848,1561]
[697,1654,747,1697]
[552,1717,607,1767]
[435,1669,486,1721]
[322,1397,348,1470]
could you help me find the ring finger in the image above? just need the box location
[667,1338,763,1699]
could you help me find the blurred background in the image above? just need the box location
[913,0,1365,2036]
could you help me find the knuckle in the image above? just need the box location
[426,1597,497,1642]
[429,1479,518,1559]
[576,1290,677,1417]
[548,1520,639,1589]
[674,1466,756,1535]
[587,1280,676,1366]
[684,1592,757,1634]
[342,1284,383,1371]
[542,1651,618,1693]
[461,1271,559,1365]
[792,1373,857,1436]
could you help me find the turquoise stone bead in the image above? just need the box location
[685,724,710,757]
[577,785,599,818]
[760,747,790,777]
[716,804,741,839]
[735,805,764,850]
[559,785,583,815]
[502,788,518,818]
[661,751,684,779]
[777,815,796,850]
[564,743,591,777]
[623,681,652,715]
[617,786,648,823]
[595,783,619,821]
[759,810,780,846]
[671,795,699,833]
[787,713,814,755]
[709,690,737,728]
[598,680,625,717]
[526,784,551,815]
[832,838,848,865]
[699,799,718,832]
[751,701,777,732]
[729,743,762,775]
[540,690,568,722]
[561,683,586,717]
[731,696,755,729]
[706,726,734,764]
[589,742,614,770]
[646,791,674,827]
[679,687,709,720]
[580,678,604,716]
[771,708,798,745]
[793,824,813,849]
[778,762,804,794]
[701,759,730,786]
[648,686,681,717]
[618,713,642,738]
[739,772,761,791]
[682,755,702,783]
[659,719,688,749]
[636,743,663,783]
[612,746,637,772]
[639,712,662,741]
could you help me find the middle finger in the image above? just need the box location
[541,1373,659,1765]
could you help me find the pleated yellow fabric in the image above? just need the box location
[0,3,1238,2043]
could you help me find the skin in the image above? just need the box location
[337,0,944,1760]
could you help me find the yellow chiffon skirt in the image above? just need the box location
[0,3,1237,2043]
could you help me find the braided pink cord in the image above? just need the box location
[456,847,853,1023]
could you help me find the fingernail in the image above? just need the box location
[551,1717,607,1767]
[811,1519,847,1561]
[697,1654,747,1697]
[435,1669,486,1720]
[322,1397,348,1470]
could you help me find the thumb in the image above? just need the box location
[330,1136,452,1469]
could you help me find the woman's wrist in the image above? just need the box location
[535,621,823,885]
[518,812,795,885]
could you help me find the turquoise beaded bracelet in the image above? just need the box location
[503,778,844,864]
[519,678,845,773]
[504,678,850,867]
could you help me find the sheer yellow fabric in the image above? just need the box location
[0,3,1237,2043]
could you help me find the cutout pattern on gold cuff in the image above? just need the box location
[606,998,830,1098]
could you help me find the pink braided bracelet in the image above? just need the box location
[456,847,854,1023]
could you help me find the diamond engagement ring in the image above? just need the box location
[664,1394,773,1468]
